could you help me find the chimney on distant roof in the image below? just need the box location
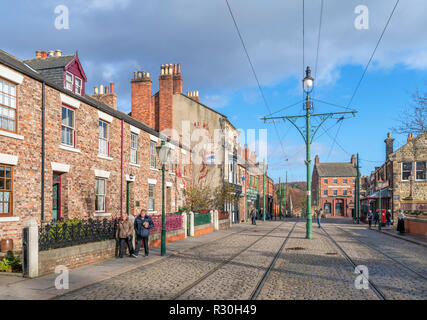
[48,50,54,57]
[351,154,356,166]
[157,64,174,133]
[131,71,154,128]
[55,50,62,57]
[407,133,414,143]
[92,83,117,109]
[384,132,395,160]
[187,90,200,102]
[35,50,42,59]
[315,155,320,165]
[41,51,47,59]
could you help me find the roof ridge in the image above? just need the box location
[23,54,75,62]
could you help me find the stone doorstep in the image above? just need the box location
[379,229,427,248]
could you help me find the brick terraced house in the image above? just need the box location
[0,49,192,251]
[311,155,357,217]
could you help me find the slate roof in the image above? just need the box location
[315,162,357,177]
[24,55,75,70]
[0,49,190,151]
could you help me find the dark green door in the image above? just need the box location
[52,174,61,221]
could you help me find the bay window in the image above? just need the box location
[0,165,12,216]
[61,106,75,146]
[0,79,16,132]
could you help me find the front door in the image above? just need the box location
[335,201,344,216]
[52,173,61,221]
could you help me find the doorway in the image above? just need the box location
[335,201,344,216]
[52,173,61,221]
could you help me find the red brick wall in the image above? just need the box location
[157,75,173,133]
[131,75,154,128]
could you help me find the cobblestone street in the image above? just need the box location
[57,219,427,300]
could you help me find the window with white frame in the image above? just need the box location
[0,164,12,217]
[95,178,106,212]
[323,178,328,184]
[150,141,156,168]
[402,162,412,181]
[343,179,347,184]
[75,77,82,95]
[65,72,73,91]
[323,190,328,196]
[130,133,138,164]
[98,120,109,156]
[148,184,155,211]
[61,106,75,146]
[0,79,16,132]
[333,190,337,196]
[416,161,426,180]
[333,178,338,184]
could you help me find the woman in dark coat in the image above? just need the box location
[396,210,406,234]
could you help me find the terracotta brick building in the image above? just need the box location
[0,49,191,251]
[311,155,357,217]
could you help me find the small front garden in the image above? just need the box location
[0,251,22,273]
[404,210,427,218]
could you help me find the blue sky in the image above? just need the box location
[2,0,426,182]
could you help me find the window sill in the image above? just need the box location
[148,211,157,214]
[130,163,141,168]
[150,167,159,172]
[59,144,81,154]
[94,212,111,217]
[98,154,113,161]
[0,216,19,222]
[0,130,24,141]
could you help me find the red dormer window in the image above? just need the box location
[65,72,73,91]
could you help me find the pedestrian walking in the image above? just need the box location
[397,210,406,234]
[134,209,154,257]
[250,207,257,225]
[116,213,135,258]
[367,210,373,229]
[386,210,391,227]
[316,209,322,228]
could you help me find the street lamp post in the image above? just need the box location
[156,140,171,256]
[263,159,266,221]
[262,67,357,240]
[378,179,384,231]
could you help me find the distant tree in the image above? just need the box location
[212,183,237,212]
[184,185,213,213]
[392,89,427,135]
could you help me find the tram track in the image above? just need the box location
[320,226,387,300]
[336,226,427,281]
[250,222,297,300]
[171,222,290,300]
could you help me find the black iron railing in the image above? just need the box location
[39,218,117,251]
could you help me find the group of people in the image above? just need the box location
[115,209,154,258]
[366,208,406,233]
[249,207,286,225]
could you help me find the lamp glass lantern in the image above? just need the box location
[303,66,314,93]
[156,141,171,167]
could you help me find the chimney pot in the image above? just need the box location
[99,84,104,94]
[41,51,47,59]
[55,50,62,57]
[94,87,99,95]
[36,50,42,59]
[146,72,150,78]
[110,83,115,94]
[105,86,109,94]
[48,50,54,57]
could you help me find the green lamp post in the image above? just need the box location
[156,140,171,256]
[378,179,383,231]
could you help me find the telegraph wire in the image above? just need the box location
[225,0,287,159]
[313,0,324,95]
[347,0,400,108]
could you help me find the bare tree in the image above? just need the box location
[392,89,427,135]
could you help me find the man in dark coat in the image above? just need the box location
[250,207,257,225]
[134,209,154,257]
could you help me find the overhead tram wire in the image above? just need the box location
[326,0,400,159]
[225,0,287,158]
[313,0,324,96]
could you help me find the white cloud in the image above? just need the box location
[203,95,229,108]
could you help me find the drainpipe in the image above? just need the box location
[41,82,46,222]
[121,120,124,216]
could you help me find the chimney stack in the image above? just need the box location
[131,71,154,128]
[315,155,320,165]
[92,82,117,109]
[351,154,356,165]
[157,64,174,133]
[173,63,183,94]
[407,133,414,143]
[187,90,200,102]
[384,132,395,160]
[35,50,42,59]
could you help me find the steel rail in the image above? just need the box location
[320,226,387,300]
[250,222,297,300]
